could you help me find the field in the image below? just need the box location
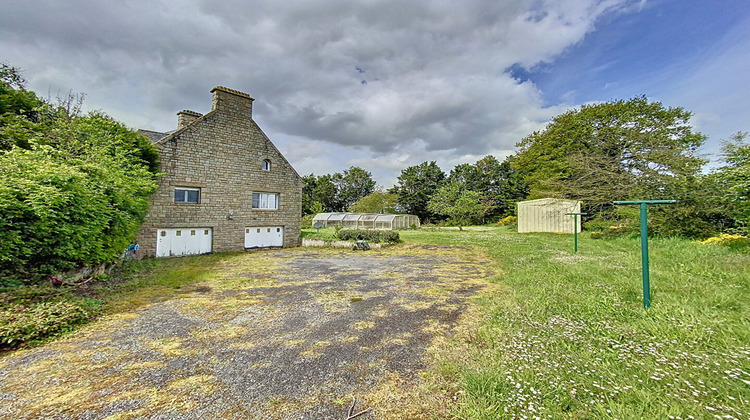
[397,226,750,419]
[2,226,748,419]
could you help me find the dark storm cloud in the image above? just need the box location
[0,0,640,178]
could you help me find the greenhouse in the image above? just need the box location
[312,213,420,230]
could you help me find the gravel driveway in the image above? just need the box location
[0,245,491,419]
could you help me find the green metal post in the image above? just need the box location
[566,212,587,253]
[613,200,676,309]
[639,203,650,308]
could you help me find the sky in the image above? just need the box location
[1,0,748,187]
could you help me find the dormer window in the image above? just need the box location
[262,159,271,171]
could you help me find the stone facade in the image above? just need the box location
[136,86,302,257]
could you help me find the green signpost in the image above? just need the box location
[565,212,587,253]
[612,200,676,308]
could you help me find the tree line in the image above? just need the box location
[303,96,748,237]
[301,155,528,227]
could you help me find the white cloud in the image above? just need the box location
[0,0,640,185]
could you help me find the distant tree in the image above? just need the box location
[512,96,706,215]
[714,132,750,231]
[335,166,376,210]
[448,155,528,219]
[493,159,529,217]
[302,167,376,213]
[391,161,446,222]
[312,174,340,211]
[447,162,480,186]
[301,174,324,215]
[449,155,529,219]
[349,190,399,213]
[427,181,489,230]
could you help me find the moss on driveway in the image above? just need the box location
[0,245,492,419]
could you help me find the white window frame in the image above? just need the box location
[252,192,279,210]
[262,159,271,171]
[175,187,200,204]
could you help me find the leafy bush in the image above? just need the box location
[586,216,638,239]
[301,214,315,228]
[0,67,159,282]
[699,233,750,247]
[497,216,518,226]
[0,300,96,348]
[335,229,401,243]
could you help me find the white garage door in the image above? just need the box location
[245,226,283,248]
[156,228,212,257]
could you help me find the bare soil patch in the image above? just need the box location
[0,244,492,419]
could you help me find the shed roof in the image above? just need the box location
[518,198,580,207]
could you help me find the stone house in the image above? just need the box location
[136,86,302,257]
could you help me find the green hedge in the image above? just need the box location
[335,229,401,243]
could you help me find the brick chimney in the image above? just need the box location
[211,86,254,117]
[177,110,203,129]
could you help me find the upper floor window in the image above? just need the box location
[252,192,278,209]
[175,187,200,204]
[262,159,271,171]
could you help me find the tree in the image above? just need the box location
[391,161,446,222]
[301,174,324,215]
[427,181,489,230]
[0,63,48,150]
[512,96,706,215]
[348,190,399,213]
[312,174,339,211]
[714,132,750,231]
[335,166,376,210]
[449,155,529,219]
[0,66,159,282]
[302,167,377,213]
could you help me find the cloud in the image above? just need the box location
[0,0,640,184]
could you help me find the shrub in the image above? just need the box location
[335,229,401,243]
[586,213,639,239]
[497,216,518,226]
[301,214,315,228]
[0,300,96,348]
[699,233,750,247]
[0,68,159,283]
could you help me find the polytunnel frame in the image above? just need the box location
[310,212,419,230]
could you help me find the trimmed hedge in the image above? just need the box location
[335,229,401,243]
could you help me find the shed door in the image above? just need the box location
[245,226,283,248]
[156,228,212,257]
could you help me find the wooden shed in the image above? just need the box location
[517,198,582,233]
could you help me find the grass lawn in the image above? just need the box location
[2,226,748,419]
[398,226,749,419]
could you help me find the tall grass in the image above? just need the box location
[400,227,749,419]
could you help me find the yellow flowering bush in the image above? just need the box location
[699,233,750,246]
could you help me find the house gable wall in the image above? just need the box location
[137,87,302,256]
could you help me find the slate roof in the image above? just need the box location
[138,129,171,143]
